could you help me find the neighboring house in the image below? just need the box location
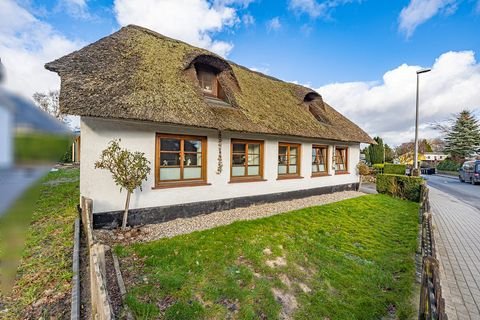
[71,129,81,163]
[46,25,374,225]
[424,152,447,162]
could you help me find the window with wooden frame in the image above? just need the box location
[195,64,227,101]
[231,139,264,181]
[312,145,328,176]
[278,143,301,178]
[335,147,348,173]
[155,134,207,187]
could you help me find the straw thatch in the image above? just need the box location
[45,25,374,144]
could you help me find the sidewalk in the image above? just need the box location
[430,187,480,320]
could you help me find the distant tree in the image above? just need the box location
[32,90,68,124]
[395,139,432,157]
[428,138,446,152]
[367,136,385,164]
[384,144,394,163]
[361,146,371,164]
[442,110,480,161]
[95,140,151,230]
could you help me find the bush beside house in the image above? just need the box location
[436,159,460,172]
[384,164,406,175]
[376,174,424,202]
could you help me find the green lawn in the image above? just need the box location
[117,194,419,320]
[0,168,79,319]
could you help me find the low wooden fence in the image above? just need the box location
[81,196,114,319]
[418,185,448,320]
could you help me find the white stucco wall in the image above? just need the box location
[0,106,13,168]
[80,117,361,213]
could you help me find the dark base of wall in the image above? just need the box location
[93,182,359,229]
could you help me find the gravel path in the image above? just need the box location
[95,191,365,244]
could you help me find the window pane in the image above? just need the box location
[248,144,260,155]
[160,153,180,166]
[184,167,202,179]
[278,165,287,174]
[185,153,202,166]
[278,155,287,165]
[248,154,260,165]
[290,147,298,156]
[248,166,259,176]
[160,168,180,180]
[232,154,245,165]
[160,138,180,151]
[279,146,287,155]
[289,155,297,165]
[199,71,214,93]
[233,143,246,153]
[184,140,202,152]
[232,166,245,176]
[289,165,297,174]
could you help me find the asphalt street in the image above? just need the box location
[424,174,480,211]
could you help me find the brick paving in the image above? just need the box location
[430,187,480,320]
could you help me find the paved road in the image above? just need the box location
[424,174,480,211]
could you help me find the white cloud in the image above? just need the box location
[242,13,255,26]
[316,51,480,146]
[113,0,253,57]
[55,0,91,19]
[0,0,82,99]
[266,17,281,32]
[398,0,458,37]
[288,0,357,19]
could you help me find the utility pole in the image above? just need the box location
[414,68,431,175]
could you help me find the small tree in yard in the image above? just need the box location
[95,140,151,230]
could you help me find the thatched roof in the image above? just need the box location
[45,25,374,144]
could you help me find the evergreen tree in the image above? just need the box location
[444,110,480,160]
[368,136,385,164]
[384,144,394,163]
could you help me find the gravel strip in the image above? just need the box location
[95,191,365,244]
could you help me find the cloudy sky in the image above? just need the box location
[1,0,480,145]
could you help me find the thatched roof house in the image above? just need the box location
[46,25,373,226]
[46,25,372,144]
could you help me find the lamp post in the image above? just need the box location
[413,68,431,174]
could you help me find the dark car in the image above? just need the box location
[459,160,480,185]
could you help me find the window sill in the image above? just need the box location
[311,173,330,177]
[277,175,304,180]
[229,178,267,184]
[152,181,211,189]
[335,171,350,175]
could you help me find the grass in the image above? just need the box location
[0,168,79,319]
[117,194,419,320]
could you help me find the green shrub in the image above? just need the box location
[376,174,424,202]
[436,159,460,172]
[15,133,72,164]
[372,163,384,174]
[384,164,406,175]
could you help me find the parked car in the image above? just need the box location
[459,160,480,184]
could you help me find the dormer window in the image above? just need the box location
[195,64,227,102]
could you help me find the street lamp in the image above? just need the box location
[413,68,431,175]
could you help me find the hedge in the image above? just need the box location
[384,164,406,175]
[372,163,384,174]
[15,133,72,164]
[376,174,424,202]
[436,159,460,172]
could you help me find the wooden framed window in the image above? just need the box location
[196,65,227,100]
[278,143,301,178]
[155,133,207,188]
[312,145,328,176]
[335,147,348,173]
[230,139,264,181]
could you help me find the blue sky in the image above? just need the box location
[1,0,480,145]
